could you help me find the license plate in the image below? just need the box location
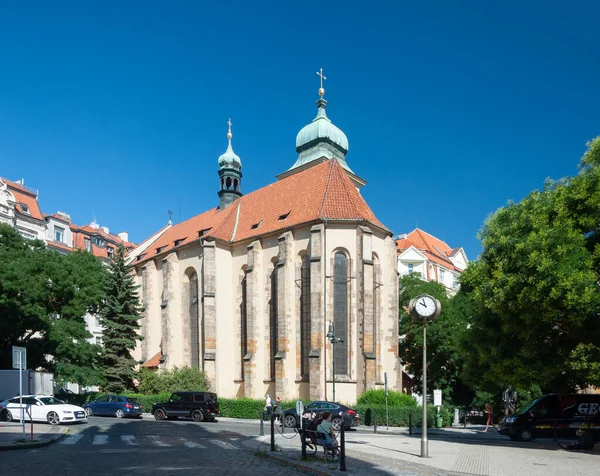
[133,406,140,409]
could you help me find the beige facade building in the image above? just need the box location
[132,86,402,403]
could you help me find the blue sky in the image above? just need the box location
[1,1,598,260]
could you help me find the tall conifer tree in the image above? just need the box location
[100,244,142,392]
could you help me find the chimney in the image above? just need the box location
[101,226,110,234]
[90,220,100,230]
[397,233,408,240]
[118,232,129,242]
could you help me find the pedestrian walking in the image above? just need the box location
[483,402,497,432]
[265,394,273,419]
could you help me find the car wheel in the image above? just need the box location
[284,415,297,428]
[85,407,93,417]
[191,409,204,422]
[518,428,533,442]
[154,409,166,421]
[47,411,60,425]
[115,409,125,418]
[1,409,13,422]
[331,417,342,431]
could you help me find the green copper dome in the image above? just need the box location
[218,137,242,171]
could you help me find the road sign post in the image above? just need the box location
[12,346,26,438]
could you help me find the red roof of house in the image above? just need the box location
[135,160,389,265]
[70,224,136,260]
[2,178,44,221]
[396,228,461,272]
[141,352,162,368]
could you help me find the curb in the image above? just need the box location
[0,428,69,451]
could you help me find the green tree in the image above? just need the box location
[0,224,106,385]
[100,244,143,392]
[399,274,471,403]
[461,137,600,393]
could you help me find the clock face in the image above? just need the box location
[415,295,436,318]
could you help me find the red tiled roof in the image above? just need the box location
[396,228,460,272]
[135,160,389,265]
[141,352,162,368]
[2,178,44,221]
[71,224,136,260]
[47,241,73,252]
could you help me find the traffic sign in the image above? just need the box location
[12,346,26,370]
[296,400,304,416]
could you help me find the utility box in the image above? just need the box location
[0,370,54,401]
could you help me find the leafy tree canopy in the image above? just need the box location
[399,274,471,403]
[0,224,106,385]
[461,137,600,393]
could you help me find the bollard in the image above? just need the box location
[463,410,467,429]
[301,428,307,460]
[339,421,347,472]
[374,413,377,434]
[259,411,264,436]
[409,411,412,436]
[270,411,275,452]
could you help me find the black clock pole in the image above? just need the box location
[421,316,429,458]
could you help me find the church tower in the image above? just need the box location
[217,119,243,209]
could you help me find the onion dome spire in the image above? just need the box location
[217,118,243,209]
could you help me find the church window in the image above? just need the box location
[198,228,211,237]
[300,255,311,378]
[373,254,380,355]
[278,211,290,221]
[333,252,348,375]
[189,272,199,368]
[234,179,239,191]
[174,239,184,247]
[240,274,247,379]
[220,178,224,189]
[269,268,278,381]
[226,177,232,189]
[156,246,165,254]
[251,221,262,230]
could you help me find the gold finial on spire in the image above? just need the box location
[227,118,232,139]
[316,68,326,97]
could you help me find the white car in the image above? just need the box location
[0,395,87,425]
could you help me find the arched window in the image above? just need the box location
[269,267,278,381]
[333,252,348,375]
[240,274,247,379]
[234,178,239,191]
[373,254,380,355]
[300,255,311,378]
[189,272,199,367]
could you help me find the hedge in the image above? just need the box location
[357,404,452,428]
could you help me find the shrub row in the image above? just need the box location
[357,389,417,407]
[356,404,452,428]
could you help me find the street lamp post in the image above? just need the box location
[327,321,344,402]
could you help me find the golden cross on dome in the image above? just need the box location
[316,68,326,90]
[227,118,232,139]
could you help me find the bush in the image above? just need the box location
[357,389,417,407]
[137,366,211,394]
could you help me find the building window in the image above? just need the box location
[300,255,311,378]
[453,274,459,289]
[189,272,199,368]
[20,203,30,214]
[240,274,247,380]
[439,269,445,284]
[269,268,278,381]
[408,263,413,275]
[333,252,348,376]
[107,247,114,258]
[95,336,103,346]
[84,238,91,251]
[54,226,65,243]
[93,236,105,247]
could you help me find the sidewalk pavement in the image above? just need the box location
[244,425,600,476]
[0,421,68,450]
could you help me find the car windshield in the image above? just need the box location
[514,397,544,415]
[127,398,139,404]
[39,397,65,405]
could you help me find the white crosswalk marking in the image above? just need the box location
[148,435,171,447]
[179,438,206,449]
[121,435,138,445]
[60,434,84,445]
[93,435,108,445]
[209,439,239,450]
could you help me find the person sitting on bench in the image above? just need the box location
[316,412,339,452]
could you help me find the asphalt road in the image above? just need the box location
[2,416,297,475]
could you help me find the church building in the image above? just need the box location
[131,78,402,403]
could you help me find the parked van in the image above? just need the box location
[500,393,600,441]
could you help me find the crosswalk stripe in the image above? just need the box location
[60,434,84,445]
[93,435,108,445]
[121,435,138,445]
[209,439,239,450]
[148,435,171,447]
[179,438,206,449]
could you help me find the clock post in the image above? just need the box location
[408,294,441,458]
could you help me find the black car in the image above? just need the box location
[282,401,359,431]
[152,391,220,422]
